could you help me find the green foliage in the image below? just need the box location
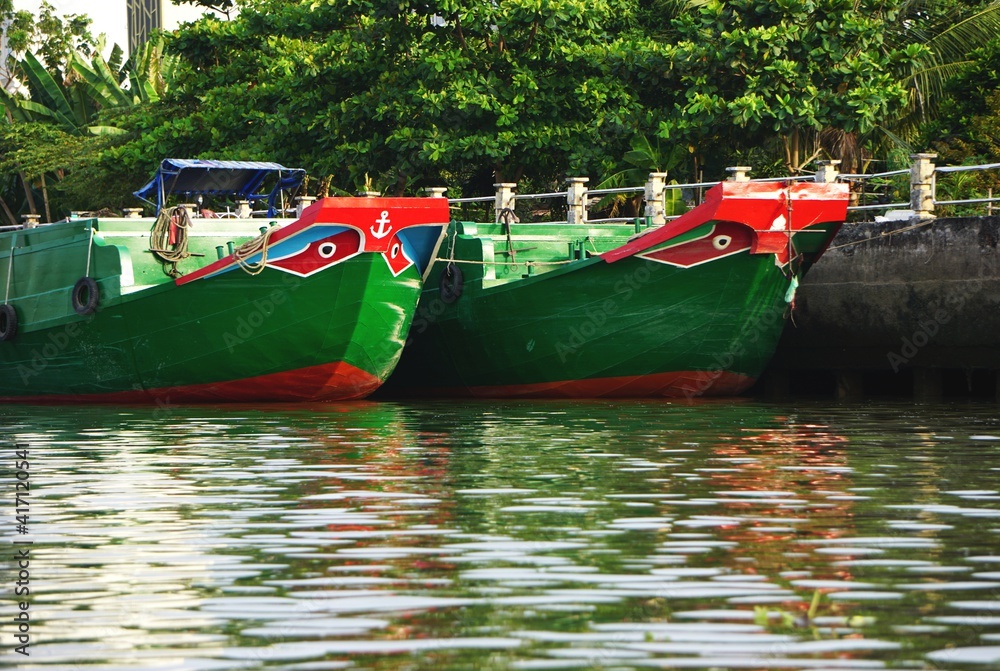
[594,134,689,217]
[1,0,95,87]
[138,0,670,194]
[17,50,84,130]
[0,120,125,213]
[925,58,1000,210]
[1,3,34,89]
[869,0,1000,156]
[925,37,1000,138]
[661,0,923,174]
[0,18,180,219]
[171,0,237,19]
[597,135,688,189]
[922,34,1000,199]
[8,0,1000,215]
[1,48,141,135]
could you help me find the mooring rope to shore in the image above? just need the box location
[825,219,935,252]
[5,232,16,305]
[433,257,576,268]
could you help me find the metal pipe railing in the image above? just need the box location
[847,202,910,212]
[445,157,1000,224]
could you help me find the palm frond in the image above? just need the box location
[922,1,1000,65]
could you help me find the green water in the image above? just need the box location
[2,400,1000,670]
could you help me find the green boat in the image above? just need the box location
[0,159,448,402]
[386,179,849,398]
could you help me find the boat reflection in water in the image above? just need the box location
[2,401,998,668]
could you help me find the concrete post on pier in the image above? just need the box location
[235,200,252,218]
[814,160,841,183]
[910,153,937,220]
[122,207,143,218]
[424,187,448,199]
[495,182,517,223]
[295,196,316,218]
[726,166,752,182]
[358,190,381,198]
[21,214,40,228]
[566,177,589,225]
[644,172,669,226]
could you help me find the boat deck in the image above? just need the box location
[93,216,287,289]
[450,218,667,285]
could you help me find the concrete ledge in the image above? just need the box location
[772,215,1000,372]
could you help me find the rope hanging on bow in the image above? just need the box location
[233,227,277,275]
[150,206,193,278]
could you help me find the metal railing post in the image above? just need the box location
[910,152,937,219]
[644,172,668,225]
[566,177,589,225]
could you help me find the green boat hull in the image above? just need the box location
[0,197,447,402]
[387,180,848,398]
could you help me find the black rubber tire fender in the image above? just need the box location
[72,277,99,316]
[439,264,464,304]
[0,303,17,341]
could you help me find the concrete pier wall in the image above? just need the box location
[765,215,1000,397]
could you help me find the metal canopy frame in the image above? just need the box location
[134,159,306,216]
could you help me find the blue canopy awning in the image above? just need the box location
[134,159,307,216]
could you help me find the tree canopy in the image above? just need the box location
[154,0,670,194]
[661,0,925,174]
[4,0,1000,218]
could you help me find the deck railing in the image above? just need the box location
[431,154,1000,226]
[13,154,1000,227]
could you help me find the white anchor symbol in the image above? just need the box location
[370,210,392,239]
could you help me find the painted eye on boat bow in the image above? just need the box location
[637,222,753,268]
[712,235,732,251]
[268,229,362,277]
[381,234,415,276]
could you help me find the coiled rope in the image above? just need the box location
[233,227,277,275]
[150,205,192,278]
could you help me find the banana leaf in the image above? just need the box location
[69,81,98,129]
[86,125,126,136]
[92,52,132,107]
[19,51,79,130]
[0,87,33,124]
[72,52,131,108]
[17,98,79,132]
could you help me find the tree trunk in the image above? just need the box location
[787,128,801,172]
[40,174,51,223]
[19,172,38,216]
[0,193,18,227]
[4,109,38,217]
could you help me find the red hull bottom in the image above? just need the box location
[0,361,381,404]
[417,370,756,399]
